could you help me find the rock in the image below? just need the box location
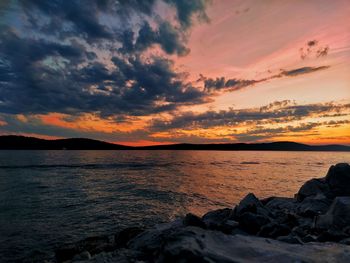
[296,178,331,201]
[115,227,144,248]
[264,197,297,212]
[301,235,317,243]
[183,213,206,229]
[292,225,310,238]
[157,227,350,263]
[72,250,91,261]
[233,193,265,218]
[238,212,270,234]
[201,208,232,230]
[55,245,79,263]
[276,234,303,244]
[128,220,183,256]
[325,163,350,196]
[316,197,350,230]
[340,238,350,245]
[76,235,113,255]
[296,196,332,217]
[317,230,348,242]
[220,220,239,233]
[258,222,290,238]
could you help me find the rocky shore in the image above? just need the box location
[55,163,350,262]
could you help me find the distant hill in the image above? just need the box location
[0,135,349,151]
[136,141,350,151]
[0,136,131,150]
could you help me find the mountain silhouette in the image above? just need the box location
[0,135,349,151]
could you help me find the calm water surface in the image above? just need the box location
[0,150,349,262]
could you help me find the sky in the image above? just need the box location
[0,0,349,146]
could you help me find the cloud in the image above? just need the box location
[279,66,330,77]
[299,40,330,60]
[165,0,211,29]
[121,21,190,56]
[150,101,350,131]
[199,65,330,93]
[0,0,211,118]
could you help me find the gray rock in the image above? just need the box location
[296,196,332,217]
[183,213,206,229]
[325,163,350,196]
[233,193,265,218]
[258,222,290,238]
[157,227,350,263]
[317,230,348,242]
[296,178,330,201]
[264,197,297,212]
[115,227,144,248]
[316,197,350,230]
[276,234,303,245]
[301,235,317,243]
[202,208,232,227]
[238,212,270,234]
[72,250,91,261]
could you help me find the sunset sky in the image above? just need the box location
[0,0,349,146]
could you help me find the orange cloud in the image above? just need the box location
[38,113,148,133]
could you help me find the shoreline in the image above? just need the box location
[53,163,350,262]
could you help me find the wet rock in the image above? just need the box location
[296,178,331,201]
[316,197,350,230]
[115,227,144,248]
[325,163,350,196]
[238,212,270,234]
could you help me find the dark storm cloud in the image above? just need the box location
[200,65,330,92]
[0,33,208,116]
[279,66,330,77]
[165,0,210,28]
[121,21,189,56]
[0,0,210,117]
[150,101,350,131]
[199,75,259,92]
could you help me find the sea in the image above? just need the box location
[0,150,349,262]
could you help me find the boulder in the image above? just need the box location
[202,208,231,229]
[264,197,297,212]
[115,227,144,248]
[316,197,350,230]
[276,234,303,244]
[296,178,330,201]
[157,227,350,263]
[233,193,269,219]
[183,213,207,229]
[325,163,350,196]
[296,196,332,217]
[55,235,112,262]
[238,212,270,234]
[258,222,290,238]
[317,230,348,242]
